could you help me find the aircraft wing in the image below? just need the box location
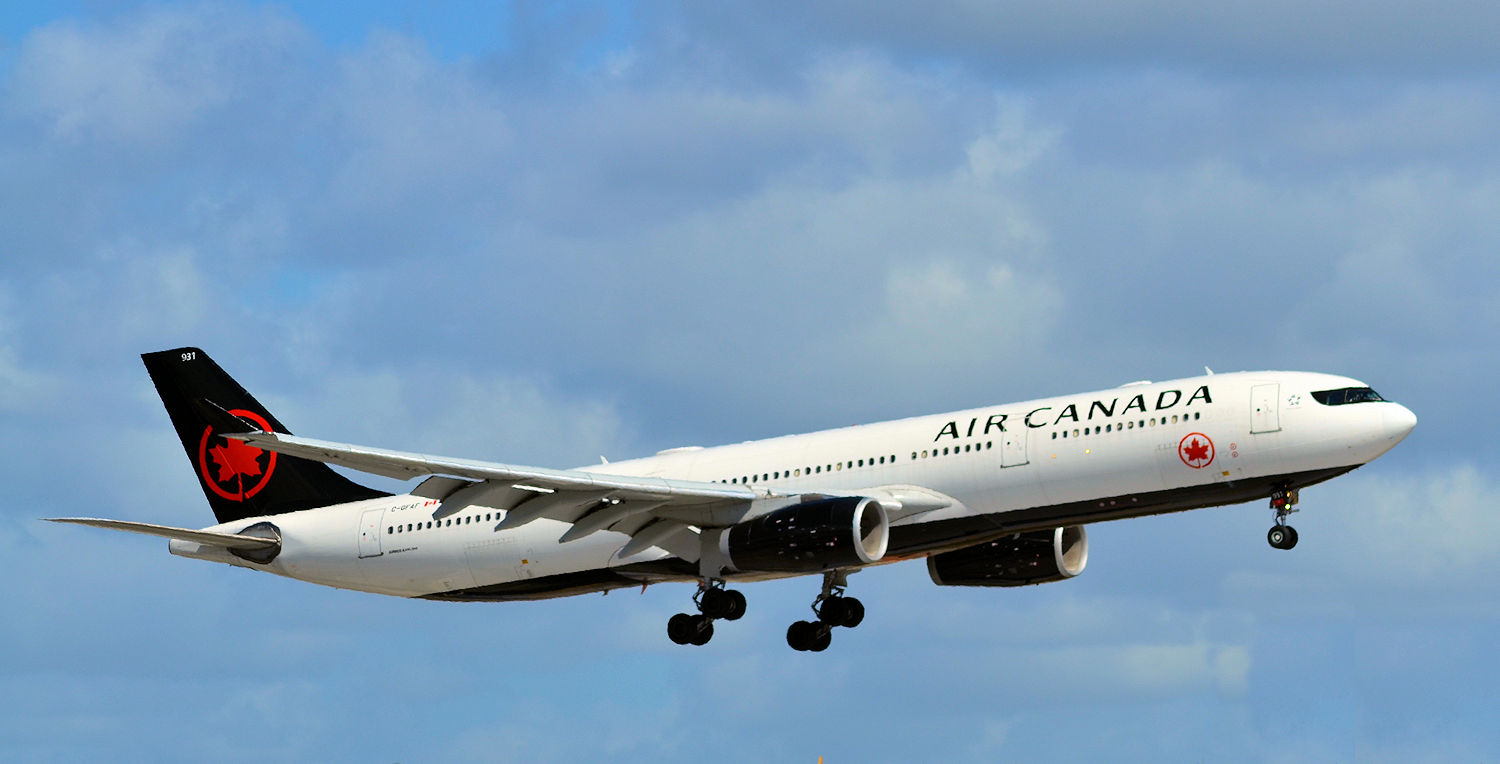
[223,427,765,562]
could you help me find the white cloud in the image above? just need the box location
[867,258,1063,375]
[9,5,308,145]
[0,288,55,413]
[1331,464,1500,586]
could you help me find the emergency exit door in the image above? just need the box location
[1250,383,1281,434]
[1001,427,1029,467]
[357,508,385,558]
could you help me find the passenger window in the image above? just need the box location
[387,527,393,534]
[921,450,928,458]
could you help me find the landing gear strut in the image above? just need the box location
[1267,487,1300,550]
[667,580,746,646]
[787,570,865,652]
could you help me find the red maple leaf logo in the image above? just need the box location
[209,439,264,483]
[1179,432,1214,468]
[197,410,278,502]
[1183,438,1210,463]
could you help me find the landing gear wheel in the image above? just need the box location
[698,586,747,620]
[817,596,865,628]
[1267,525,1298,550]
[837,597,864,628]
[818,596,847,625]
[787,620,816,651]
[688,614,714,646]
[809,622,832,652]
[668,612,714,645]
[722,589,747,621]
[700,588,728,618]
[1267,487,1301,550]
[667,612,695,645]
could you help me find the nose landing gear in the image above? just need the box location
[1267,487,1299,550]
[667,581,746,646]
[787,570,865,652]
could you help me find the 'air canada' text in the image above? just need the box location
[933,385,1214,441]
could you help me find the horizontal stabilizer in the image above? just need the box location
[45,518,279,550]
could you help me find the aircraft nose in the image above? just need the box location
[1383,403,1417,442]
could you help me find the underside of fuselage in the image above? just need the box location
[420,464,1358,602]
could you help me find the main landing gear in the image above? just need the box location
[667,581,746,646]
[1267,487,1300,550]
[787,570,865,652]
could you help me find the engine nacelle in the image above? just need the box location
[723,497,889,573]
[926,526,1088,587]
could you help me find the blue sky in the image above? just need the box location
[2,2,1498,761]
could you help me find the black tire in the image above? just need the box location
[1268,526,1288,549]
[700,588,728,618]
[1283,526,1299,549]
[689,615,714,646]
[818,597,847,625]
[839,597,865,628]
[667,612,694,645]
[810,623,832,652]
[787,620,814,651]
[723,589,747,621]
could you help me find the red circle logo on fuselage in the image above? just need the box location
[197,410,277,502]
[1178,432,1215,469]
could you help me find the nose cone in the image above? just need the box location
[1383,403,1417,443]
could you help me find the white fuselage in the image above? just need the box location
[169,371,1416,599]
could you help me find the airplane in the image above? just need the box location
[51,348,1417,652]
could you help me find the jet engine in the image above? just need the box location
[723,497,889,573]
[926,526,1088,587]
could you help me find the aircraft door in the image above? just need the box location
[1001,427,1029,467]
[357,508,385,558]
[1250,383,1281,434]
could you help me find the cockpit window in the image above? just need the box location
[1311,387,1385,406]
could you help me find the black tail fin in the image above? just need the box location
[142,347,389,524]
